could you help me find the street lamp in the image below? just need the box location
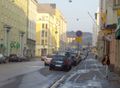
[4,25,11,56]
[69,0,72,3]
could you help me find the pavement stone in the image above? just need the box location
[57,53,120,88]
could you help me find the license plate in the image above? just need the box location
[56,61,63,63]
[55,65,61,67]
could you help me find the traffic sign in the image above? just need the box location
[76,30,82,37]
[75,37,82,43]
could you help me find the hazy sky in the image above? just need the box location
[37,0,99,33]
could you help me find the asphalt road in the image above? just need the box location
[0,60,66,88]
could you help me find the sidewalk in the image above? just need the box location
[57,53,120,88]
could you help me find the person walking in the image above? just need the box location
[102,55,110,79]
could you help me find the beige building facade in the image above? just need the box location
[0,0,28,56]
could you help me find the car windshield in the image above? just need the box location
[53,55,64,61]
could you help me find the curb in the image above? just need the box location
[49,75,65,88]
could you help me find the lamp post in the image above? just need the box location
[69,0,72,3]
[4,25,11,56]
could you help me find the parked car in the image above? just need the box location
[41,55,47,61]
[70,55,77,66]
[44,55,53,66]
[80,53,86,60]
[8,54,20,62]
[49,55,72,71]
[65,51,81,66]
[76,53,82,63]
[0,54,8,63]
[18,56,29,62]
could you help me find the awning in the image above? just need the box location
[99,29,112,35]
[105,24,117,29]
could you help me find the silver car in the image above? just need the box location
[0,54,8,63]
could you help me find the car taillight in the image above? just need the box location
[64,59,69,65]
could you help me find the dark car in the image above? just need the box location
[8,54,21,62]
[75,53,82,64]
[49,55,72,71]
[65,51,81,66]
[70,55,77,66]
[18,56,29,62]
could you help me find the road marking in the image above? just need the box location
[31,66,44,67]
[92,75,96,80]
[49,75,65,88]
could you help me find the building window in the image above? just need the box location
[45,32,47,37]
[42,24,44,29]
[42,30,44,37]
[46,24,48,29]
[113,0,117,5]
[41,40,44,45]
[118,0,120,5]
[114,0,120,5]
[45,40,47,45]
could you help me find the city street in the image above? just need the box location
[0,60,66,88]
[50,53,120,88]
[1,0,120,88]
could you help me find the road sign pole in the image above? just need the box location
[76,30,82,52]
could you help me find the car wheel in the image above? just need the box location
[69,66,72,70]
[5,60,9,63]
[68,66,72,71]
[49,67,53,70]
[65,66,70,72]
[44,63,47,66]
[3,61,6,64]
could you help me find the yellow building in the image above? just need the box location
[0,0,28,56]
[66,37,76,49]
[36,4,67,57]
[27,0,38,57]
[36,13,58,56]
[55,9,67,51]
[67,37,75,44]
[36,13,51,56]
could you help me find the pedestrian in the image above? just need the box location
[101,55,110,79]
